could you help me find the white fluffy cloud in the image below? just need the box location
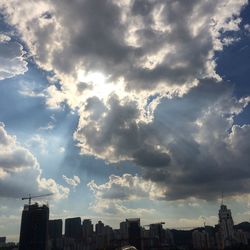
[0,34,28,80]
[0,122,69,200]
[62,175,81,188]
[88,173,165,215]
[89,199,155,216]
[25,134,48,154]
[88,173,166,201]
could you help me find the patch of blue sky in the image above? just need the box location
[215,4,250,126]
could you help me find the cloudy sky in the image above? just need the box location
[0,0,250,242]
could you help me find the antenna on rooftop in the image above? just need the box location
[202,216,206,228]
[221,191,224,206]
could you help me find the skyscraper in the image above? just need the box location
[82,219,93,239]
[192,229,210,250]
[19,203,49,250]
[96,220,105,249]
[126,218,141,250]
[65,217,82,240]
[48,219,63,250]
[95,220,105,236]
[120,221,128,240]
[218,204,235,248]
[149,223,164,248]
[0,237,6,247]
[48,219,62,239]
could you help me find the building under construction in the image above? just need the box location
[19,194,51,250]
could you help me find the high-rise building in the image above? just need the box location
[82,219,94,238]
[104,225,114,247]
[215,224,224,250]
[65,217,82,240]
[235,229,248,245]
[0,237,6,244]
[48,219,63,250]
[19,203,49,250]
[218,204,235,248]
[95,220,104,236]
[165,229,175,247]
[96,221,105,249]
[120,221,128,240]
[192,230,210,250]
[48,219,62,239]
[126,218,141,250]
[149,223,164,248]
[0,237,6,247]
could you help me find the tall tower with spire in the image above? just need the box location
[218,203,235,248]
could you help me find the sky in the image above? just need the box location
[0,0,250,242]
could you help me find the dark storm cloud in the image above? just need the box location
[140,80,250,200]
[76,79,250,200]
[46,0,134,75]
[75,95,171,168]
[124,0,215,90]
[132,0,154,16]
[133,146,170,168]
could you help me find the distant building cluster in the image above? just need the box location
[0,237,17,250]
[48,216,175,250]
[192,204,249,250]
[1,202,250,250]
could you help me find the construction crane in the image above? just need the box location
[144,222,165,227]
[21,193,53,205]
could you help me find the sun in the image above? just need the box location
[77,70,124,100]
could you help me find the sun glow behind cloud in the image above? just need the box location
[77,70,125,100]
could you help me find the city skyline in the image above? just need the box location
[1,195,250,243]
[3,200,250,249]
[1,0,250,244]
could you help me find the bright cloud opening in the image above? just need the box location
[78,70,125,100]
